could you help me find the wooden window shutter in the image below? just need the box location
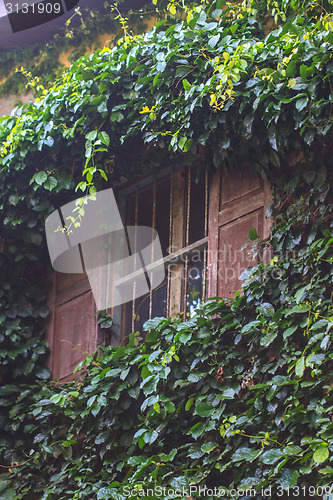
[45,272,98,382]
[207,166,271,299]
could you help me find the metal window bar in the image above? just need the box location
[182,165,191,317]
[131,189,139,333]
[115,236,208,288]
[166,169,174,316]
[203,163,209,301]
[149,178,157,319]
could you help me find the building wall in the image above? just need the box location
[0,93,33,116]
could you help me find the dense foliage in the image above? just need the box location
[1,164,333,499]
[1,0,333,498]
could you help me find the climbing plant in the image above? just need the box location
[1,162,333,498]
[0,0,333,498]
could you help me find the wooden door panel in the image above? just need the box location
[220,166,261,206]
[219,190,265,226]
[217,210,262,297]
[208,166,271,299]
[46,272,97,381]
[52,290,96,380]
[56,271,86,293]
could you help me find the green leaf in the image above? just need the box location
[98,169,108,181]
[185,397,194,411]
[319,465,333,474]
[156,61,166,72]
[87,395,97,407]
[258,302,275,317]
[261,448,285,464]
[182,79,192,90]
[295,286,307,304]
[313,446,329,464]
[194,402,213,417]
[283,445,303,456]
[178,136,187,151]
[97,101,108,114]
[208,34,220,48]
[140,374,158,394]
[34,171,48,185]
[201,442,217,453]
[31,232,43,246]
[260,330,278,347]
[153,402,160,413]
[283,325,298,340]
[0,482,11,494]
[110,111,124,122]
[0,489,16,500]
[97,488,123,500]
[232,447,262,462]
[35,367,51,379]
[188,373,204,383]
[285,304,311,315]
[248,227,259,241]
[86,130,98,141]
[183,138,193,152]
[279,469,300,489]
[144,430,158,444]
[188,421,205,439]
[43,176,58,191]
[295,357,305,378]
[295,96,308,112]
[303,128,315,146]
[164,401,176,413]
[98,131,110,146]
[300,64,308,80]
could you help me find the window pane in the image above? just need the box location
[124,179,171,332]
[138,186,153,227]
[186,249,205,316]
[133,291,150,333]
[123,281,151,335]
[188,167,206,245]
[126,192,136,226]
[123,170,206,334]
[152,275,168,318]
[155,177,171,257]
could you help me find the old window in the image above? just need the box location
[113,164,209,338]
[46,163,271,379]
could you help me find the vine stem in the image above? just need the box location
[0,458,33,468]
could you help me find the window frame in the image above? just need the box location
[113,162,209,339]
[44,162,272,380]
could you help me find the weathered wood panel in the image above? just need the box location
[46,272,97,381]
[208,165,271,299]
[218,210,262,297]
[52,290,97,380]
